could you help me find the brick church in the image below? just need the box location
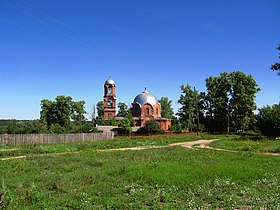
[103,77,171,131]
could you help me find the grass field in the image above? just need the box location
[210,136,280,154]
[0,134,279,209]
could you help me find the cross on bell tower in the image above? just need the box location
[103,77,116,119]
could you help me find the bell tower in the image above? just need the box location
[103,77,116,119]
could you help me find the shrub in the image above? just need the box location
[70,123,100,133]
[49,123,66,134]
[137,120,164,134]
[169,117,182,132]
[0,126,7,134]
[256,105,280,138]
[104,118,118,126]
[237,134,267,141]
[6,120,48,134]
[117,118,132,134]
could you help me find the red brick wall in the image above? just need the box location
[141,104,153,118]
[131,102,171,130]
[157,119,171,131]
[153,103,161,117]
[104,84,116,119]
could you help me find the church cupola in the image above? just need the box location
[103,77,116,119]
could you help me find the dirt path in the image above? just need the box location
[169,139,218,149]
[96,139,220,152]
[0,148,19,152]
[0,151,81,161]
[1,139,279,161]
[0,139,218,161]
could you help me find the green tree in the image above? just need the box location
[40,95,87,132]
[126,108,134,127]
[6,119,18,134]
[0,120,8,134]
[89,104,97,126]
[6,120,47,134]
[116,102,134,126]
[118,118,132,134]
[205,72,231,132]
[82,122,99,133]
[96,101,105,125]
[40,99,57,129]
[177,84,197,131]
[256,104,280,137]
[104,118,117,126]
[271,44,280,76]
[32,120,48,133]
[54,95,73,129]
[159,97,174,119]
[0,126,6,134]
[49,123,66,134]
[117,102,129,117]
[169,116,182,132]
[96,101,104,117]
[230,71,260,131]
[205,71,260,132]
[6,120,28,134]
[72,101,86,122]
[72,101,87,132]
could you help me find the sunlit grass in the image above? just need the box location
[0,134,279,209]
[0,133,227,159]
[210,137,280,154]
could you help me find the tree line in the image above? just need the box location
[1,70,279,137]
[178,71,279,137]
[0,96,98,134]
[177,71,260,133]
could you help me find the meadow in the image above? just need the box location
[0,133,279,209]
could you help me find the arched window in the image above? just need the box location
[145,108,149,115]
[108,87,112,94]
[156,108,159,115]
[108,99,113,107]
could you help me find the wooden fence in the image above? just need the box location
[0,132,114,146]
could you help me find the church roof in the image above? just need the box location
[105,77,115,85]
[133,88,158,106]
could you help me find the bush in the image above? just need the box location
[70,123,100,133]
[82,123,100,133]
[234,134,268,141]
[256,105,280,138]
[104,118,118,126]
[117,118,132,134]
[169,117,182,132]
[137,120,164,134]
[49,123,66,134]
[0,126,7,134]
[6,120,48,134]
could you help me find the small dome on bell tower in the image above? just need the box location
[104,77,115,85]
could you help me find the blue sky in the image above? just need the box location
[0,0,279,119]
